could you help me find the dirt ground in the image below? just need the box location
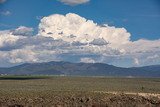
[0,92,160,107]
[0,76,160,107]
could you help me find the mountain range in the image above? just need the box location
[0,61,160,77]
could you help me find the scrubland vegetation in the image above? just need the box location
[0,76,160,107]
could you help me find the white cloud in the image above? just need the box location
[58,0,90,6]
[8,49,38,63]
[120,39,160,54]
[0,13,160,67]
[12,26,34,36]
[0,26,33,48]
[0,30,21,48]
[134,58,139,65]
[147,54,159,60]
[0,10,11,16]
[38,13,131,48]
[80,57,95,63]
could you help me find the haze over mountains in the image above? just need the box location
[0,61,159,77]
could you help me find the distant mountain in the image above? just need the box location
[0,61,160,77]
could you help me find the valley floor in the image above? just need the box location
[0,76,160,107]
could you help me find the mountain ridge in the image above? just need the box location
[0,61,160,77]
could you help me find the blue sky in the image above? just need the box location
[0,0,160,67]
[0,0,160,40]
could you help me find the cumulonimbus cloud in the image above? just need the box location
[38,13,131,48]
[0,13,160,67]
[58,0,90,6]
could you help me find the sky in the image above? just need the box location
[0,0,160,67]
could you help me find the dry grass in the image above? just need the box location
[0,76,160,107]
